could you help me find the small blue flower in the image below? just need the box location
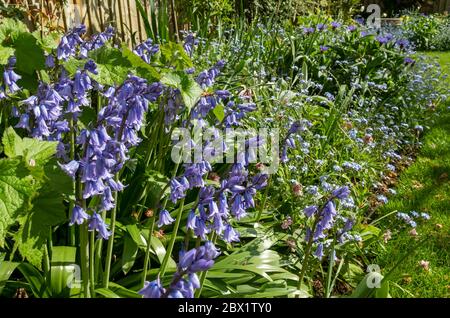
[69,205,89,225]
[157,209,175,228]
[88,212,110,239]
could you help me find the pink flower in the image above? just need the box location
[419,260,430,271]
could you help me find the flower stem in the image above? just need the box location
[103,189,118,288]
[89,230,96,297]
[79,222,91,298]
[140,215,156,288]
[255,174,272,222]
[160,197,185,278]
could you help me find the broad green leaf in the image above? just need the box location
[160,71,202,111]
[121,44,160,81]
[50,246,77,297]
[0,158,35,247]
[14,33,45,75]
[122,235,139,274]
[3,127,58,166]
[180,76,203,111]
[0,261,18,295]
[145,235,176,269]
[126,224,147,248]
[13,161,71,268]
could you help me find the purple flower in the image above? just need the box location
[331,21,341,29]
[304,205,318,218]
[404,57,415,65]
[223,224,240,243]
[186,210,197,230]
[134,38,160,64]
[332,186,350,200]
[157,209,175,228]
[88,212,110,239]
[183,33,199,56]
[69,205,89,225]
[320,46,329,52]
[314,243,324,259]
[316,23,327,31]
[3,58,21,93]
[139,278,165,298]
[57,25,86,60]
[45,54,55,68]
[59,160,79,179]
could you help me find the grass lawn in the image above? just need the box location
[374,52,450,298]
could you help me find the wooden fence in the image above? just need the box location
[1,0,450,45]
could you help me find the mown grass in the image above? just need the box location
[374,52,450,298]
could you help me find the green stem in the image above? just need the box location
[255,174,272,222]
[69,118,76,246]
[325,239,336,298]
[103,189,118,288]
[79,222,91,298]
[95,211,106,283]
[89,230,96,297]
[296,235,314,297]
[160,198,185,278]
[141,216,156,288]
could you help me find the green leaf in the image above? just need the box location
[3,127,58,166]
[160,71,202,111]
[107,282,141,298]
[50,246,77,297]
[14,33,45,75]
[121,44,160,81]
[0,158,35,247]
[0,261,18,295]
[160,42,193,70]
[17,262,50,298]
[13,161,72,268]
[180,76,203,111]
[122,235,138,275]
[0,18,29,43]
[95,287,121,298]
[145,235,176,269]
[213,104,225,122]
[0,46,14,65]
[126,224,147,248]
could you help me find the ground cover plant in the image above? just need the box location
[0,2,448,299]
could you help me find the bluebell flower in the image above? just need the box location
[223,224,240,243]
[88,212,110,239]
[69,205,89,225]
[314,243,324,259]
[157,209,175,228]
[3,57,21,93]
[332,186,350,200]
[59,160,80,179]
[139,278,165,298]
[304,205,318,218]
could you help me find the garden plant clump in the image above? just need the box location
[0,3,448,300]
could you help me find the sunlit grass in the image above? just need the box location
[374,52,450,298]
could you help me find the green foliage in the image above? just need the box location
[1,128,71,268]
[401,12,450,51]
